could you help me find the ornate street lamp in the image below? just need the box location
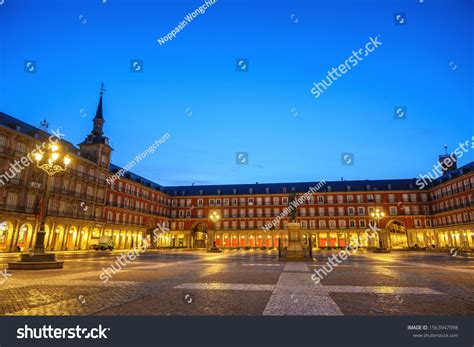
[8,143,71,270]
[208,210,222,252]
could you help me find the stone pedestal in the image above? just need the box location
[8,253,64,270]
[285,222,306,259]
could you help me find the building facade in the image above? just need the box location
[0,91,473,253]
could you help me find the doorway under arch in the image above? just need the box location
[191,222,208,248]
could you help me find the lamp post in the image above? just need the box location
[208,210,222,252]
[9,143,71,270]
[371,208,390,253]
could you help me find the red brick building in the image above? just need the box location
[0,91,473,252]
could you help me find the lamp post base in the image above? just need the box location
[8,253,64,270]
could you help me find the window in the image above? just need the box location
[388,194,395,203]
[317,196,324,203]
[197,199,203,206]
[357,207,365,215]
[232,198,238,206]
[185,210,191,218]
[347,195,353,203]
[328,220,336,229]
[357,195,363,203]
[248,198,254,205]
[223,198,229,206]
[349,220,356,228]
[389,206,397,215]
[359,220,366,228]
[209,199,215,206]
[327,196,334,204]
[348,207,355,215]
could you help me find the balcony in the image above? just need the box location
[0,204,36,214]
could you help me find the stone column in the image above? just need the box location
[447,231,454,247]
[9,220,20,252]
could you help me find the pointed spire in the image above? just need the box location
[78,83,111,149]
[92,83,105,137]
[94,82,105,120]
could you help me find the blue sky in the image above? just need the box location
[0,0,473,186]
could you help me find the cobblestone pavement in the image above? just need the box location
[0,250,473,316]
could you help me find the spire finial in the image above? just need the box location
[100,82,105,96]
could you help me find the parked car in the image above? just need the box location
[91,236,114,251]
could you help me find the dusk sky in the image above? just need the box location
[0,0,473,186]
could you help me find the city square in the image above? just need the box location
[0,249,473,316]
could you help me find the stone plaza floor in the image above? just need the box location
[0,249,473,316]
